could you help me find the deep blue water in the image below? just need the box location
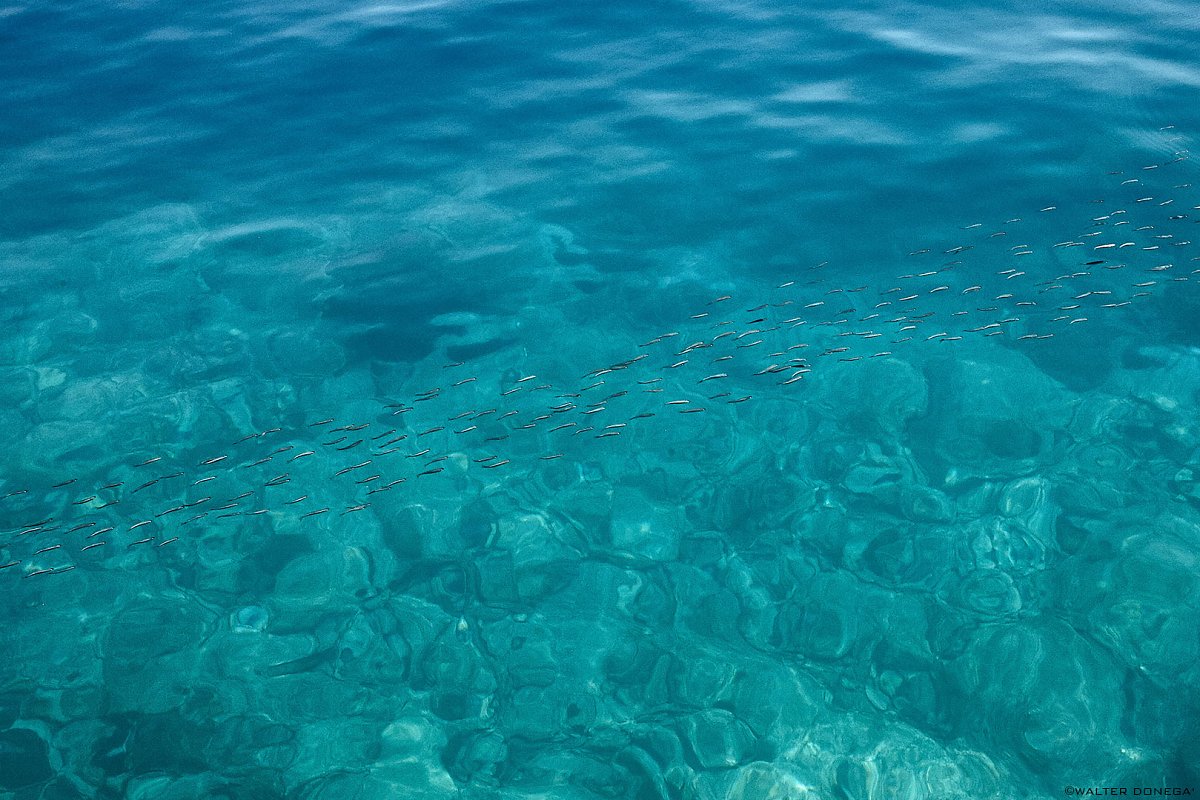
[2,1,1200,798]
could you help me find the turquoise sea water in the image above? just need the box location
[3,0,1200,797]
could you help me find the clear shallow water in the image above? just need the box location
[2,0,1200,797]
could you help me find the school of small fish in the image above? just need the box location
[2,136,1196,581]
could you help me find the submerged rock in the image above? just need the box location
[915,349,1072,480]
[0,727,53,791]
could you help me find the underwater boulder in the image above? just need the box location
[609,486,682,561]
[0,727,54,791]
[915,349,1073,480]
[812,356,929,435]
